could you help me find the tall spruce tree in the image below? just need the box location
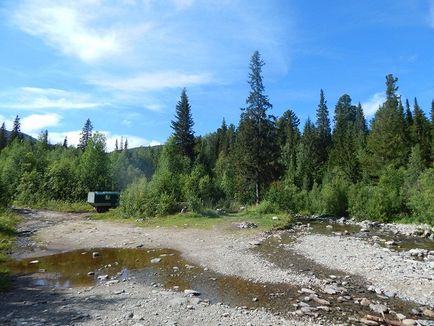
[277,109,300,182]
[0,122,7,150]
[78,119,93,150]
[316,89,331,166]
[431,100,434,162]
[171,88,195,161]
[412,98,431,164]
[236,51,277,204]
[63,136,68,148]
[296,119,319,190]
[364,74,407,176]
[10,115,21,143]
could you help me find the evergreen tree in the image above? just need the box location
[296,119,319,190]
[63,136,68,148]
[78,119,93,149]
[354,102,368,150]
[115,139,119,151]
[431,100,434,162]
[411,98,431,164]
[316,89,331,165]
[124,138,128,151]
[39,129,49,146]
[364,74,407,176]
[171,88,195,161]
[236,51,277,203]
[10,115,21,143]
[277,109,300,182]
[0,122,7,150]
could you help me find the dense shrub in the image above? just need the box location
[408,169,434,224]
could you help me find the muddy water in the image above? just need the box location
[3,243,429,324]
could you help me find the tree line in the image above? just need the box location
[1,51,433,224]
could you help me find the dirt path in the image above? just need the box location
[2,209,433,326]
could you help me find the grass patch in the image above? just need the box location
[18,200,93,213]
[89,205,294,231]
[0,209,20,291]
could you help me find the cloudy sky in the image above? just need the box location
[0,0,433,149]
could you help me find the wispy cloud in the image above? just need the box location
[0,87,107,110]
[21,113,61,133]
[361,92,385,116]
[88,71,212,92]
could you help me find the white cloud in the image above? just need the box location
[361,92,385,116]
[12,0,149,63]
[88,71,212,92]
[48,130,81,146]
[0,87,107,110]
[21,113,61,133]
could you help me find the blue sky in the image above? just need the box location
[0,0,433,149]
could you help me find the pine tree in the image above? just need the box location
[364,74,407,176]
[236,51,277,203]
[115,139,119,151]
[78,119,93,149]
[39,129,49,146]
[63,136,68,148]
[124,138,128,151]
[316,89,331,165]
[0,122,7,150]
[10,115,21,143]
[171,88,195,161]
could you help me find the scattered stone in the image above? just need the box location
[184,289,200,296]
[114,290,125,295]
[395,313,406,320]
[252,297,258,302]
[360,318,379,325]
[29,260,39,264]
[312,297,330,305]
[402,319,416,326]
[97,275,109,281]
[272,216,279,221]
[383,290,396,298]
[423,309,434,318]
[92,252,100,258]
[385,240,396,246]
[106,280,120,285]
[150,258,161,264]
[326,225,333,229]
[236,222,258,229]
[369,303,389,314]
[87,272,95,276]
[300,288,316,295]
[360,227,370,232]
[323,286,338,295]
[360,298,371,306]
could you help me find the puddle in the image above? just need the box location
[3,245,431,324]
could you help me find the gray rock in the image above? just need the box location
[184,289,200,296]
[323,286,338,295]
[423,309,434,318]
[402,319,416,326]
[360,298,371,306]
[369,303,389,314]
[312,297,330,305]
[300,288,316,295]
[395,313,406,320]
[92,252,100,258]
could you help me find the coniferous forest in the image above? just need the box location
[1,51,434,224]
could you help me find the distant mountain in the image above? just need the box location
[3,129,37,143]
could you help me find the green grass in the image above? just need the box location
[89,206,294,231]
[18,200,93,213]
[0,210,20,291]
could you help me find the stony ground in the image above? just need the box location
[1,209,433,326]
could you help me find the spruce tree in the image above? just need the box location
[236,51,277,203]
[10,115,21,143]
[296,119,319,190]
[316,89,331,165]
[0,122,6,150]
[171,88,195,161]
[364,74,407,176]
[277,109,300,182]
[63,136,68,148]
[78,119,93,149]
[124,138,128,151]
[115,139,119,151]
[412,98,431,164]
[431,100,434,162]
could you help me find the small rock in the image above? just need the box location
[383,290,396,298]
[369,303,388,314]
[402,319,416,326]
[300,288,316,295]
[326,225,333,229]
[360,318,379,326]
[97,275,109,280]
[272,216,279,220]
[92,252,100,258]
[313,297,330,305]
[222,313,230,317]
[184,289,200,296]
[423,309,434,318]
[323,286,338,295]
[29,260,39,264]
[87,272,95,276]
[150,258,161,264]
[360,298,371,306]
[396,313,406,320]
[252,297,258,302]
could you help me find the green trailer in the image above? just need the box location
[87,191,120,213]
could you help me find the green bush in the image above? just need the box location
[408,168,434,224]
[266,182,300,213]
[319,173,350,216]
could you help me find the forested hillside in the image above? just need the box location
[1,52,433,224]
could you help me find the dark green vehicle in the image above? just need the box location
[87,191,120,213]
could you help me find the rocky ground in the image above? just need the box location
[1,209,433,326]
